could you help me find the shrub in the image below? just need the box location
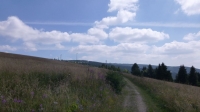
[106,71,125,94]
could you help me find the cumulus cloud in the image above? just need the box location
[0,16,108,50]
[23,42,37,51]
[95,10,136,29]
[152,41,195,55]
[87,28,108,39]
[0,16,71,50]
[175,0,200,15]
[183,31,200,41]
[0,16,71,43]
[55,43,65,49]
[70,43,149,55]
[109,27,169,43]
[95,0,138,28]
[108,0,138,12]
[0,45,17,51]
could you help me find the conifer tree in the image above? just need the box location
[156,63,173,81]
[175,65,188,84]
[131,63,141,76]
[189,66,198,86]
[147,64,154,78]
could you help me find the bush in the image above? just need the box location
[106,71,125,94]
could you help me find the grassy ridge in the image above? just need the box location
[124,73,200,112]
[0,53,123,112]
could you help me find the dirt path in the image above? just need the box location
[123,78,147,112]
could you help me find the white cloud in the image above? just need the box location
[55,43,65,49]
[183,31,200,41]
[95,0,138,28]
[109,27,169,43]
[70,43,149,56]
[0,16,71,50]
[175,0,200,15]
[108,0,138,12]
[23,42,37,51]
[95,10,136,29]
[87,28,108,39]
[152,41,195,55]
[0,45,17,51]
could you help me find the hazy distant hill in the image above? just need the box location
[68,60,200,79]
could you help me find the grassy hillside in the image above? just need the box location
[0,52,123,112]
[124,73,200,112]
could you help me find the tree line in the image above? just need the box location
[100,64,129,73]
[131,63,200,86]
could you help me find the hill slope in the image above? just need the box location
[0,52,124,112]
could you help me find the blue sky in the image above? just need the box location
[0,0,200,68]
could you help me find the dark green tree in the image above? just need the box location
[141,66,148,77]
[197,72,200,86]
[147,64,154,78]
[156,63,173,81]
[131,63,141,76]
[175,65,188,84]
[189,66,198,86]
[156,64,162,80]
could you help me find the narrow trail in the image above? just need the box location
[123,78,147,112]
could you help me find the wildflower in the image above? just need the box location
[42,94,47,98]
[98,73,105,80]
[13,98,17,102]
[31,109,35,112]
[13,98,23,103]
[39,104,44,111]
[31,91,34,96]
[17,99,23,103]
[0,95,4,99]
[2,99,6,104]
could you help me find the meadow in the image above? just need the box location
[124,73,200,112]
[0,52,123,112]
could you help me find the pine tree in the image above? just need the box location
[189,66,198,86]
[131,63,141,76]
[156,63,173,81]
[147,64,154,78]
[142,67,148,77]
[175,65,188,84]
[197,72,200,83]
[156,64,162,80]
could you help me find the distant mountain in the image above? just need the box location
[67,60,200,79]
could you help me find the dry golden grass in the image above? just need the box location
[124,73,200,112]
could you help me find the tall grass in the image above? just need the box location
[124,73,200,112]
[0,53,123,112]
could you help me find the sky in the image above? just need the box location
[0,0,200,68]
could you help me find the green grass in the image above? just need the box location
[0,53,124,112]
[124,73,200,112]
[124,74,174,112]
[0,69,123,112]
